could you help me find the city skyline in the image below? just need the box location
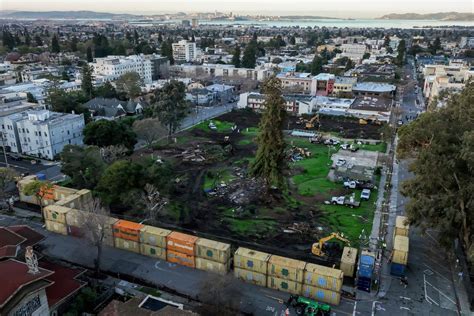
[2,0,473,19]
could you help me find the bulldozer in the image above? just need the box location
[305,114,320,130]
[312,232,351,257]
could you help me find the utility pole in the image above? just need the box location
[1,131,9,168]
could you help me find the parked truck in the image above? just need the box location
[329,194,360,208]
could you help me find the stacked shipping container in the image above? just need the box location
[340,247,357,278]
[391,216,410,276]
[357,250,375,292]
[267,255,306,295]
[166,232,198,268]
[43,205,70,235]
[234,247,270,287]
[195,238,231,275]
[140,226,171,260]
[113,220,144,253]
[302,263,343,305]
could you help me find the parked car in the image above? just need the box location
[361,189,371,201]
[324,138,340,146]
[335,158,346,167]
[344,180,376,190]
[208,122,217,131]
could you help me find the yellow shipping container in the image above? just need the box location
[65,208,82,226]
[393,235,409,265]
[140,244,167,260]
[304,263,344,292]
[195,238,231,264]
[302,284,341,306]
[43,205,70,224]
[267,276,302,295]
[267,255,306,283]
[340,247,357,278]
[55,194,80,209]
[196,257,230,275]
[395,216,409,237]
[53,186,78,201]
[140,226,171,248]
[114,237,140,253]
[234,267,267,287]
[234,247,271,274]
[45,220,68,235]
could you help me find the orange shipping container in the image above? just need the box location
[167,249,195,268]
[166,232,198,255]
[113,220,144,242]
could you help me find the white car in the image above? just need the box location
[361,189,371,201]
[336,158,346,167]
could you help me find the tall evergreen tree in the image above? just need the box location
[70,36,78,52]
[250,77,287,188]
[81,64,94,99]
[24,29,31,46]
[51,34,60,53]
[241,41,257,68]
[34,34,43,47]
[86,46,93,62]
[231,45,241,68]
[2,30,15,50]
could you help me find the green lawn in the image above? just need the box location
[225,217,277,237]
[358,142,387,153]
[203,169,236,191]
[238,139,252,145]
[194,119,235,133]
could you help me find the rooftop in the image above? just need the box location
[7,226,45,248]
[314,73,335,81]
[351,96,392,111]
[353,82,396,93]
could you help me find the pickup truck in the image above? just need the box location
[343,180,376,190]
[330,195,360,208]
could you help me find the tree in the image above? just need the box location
[430,37,441,54]
[70,36,78,52]
[81,64,94,99]
[22,180,53,220]
[160,39,174,65]
[344,58,355,71]
[77,198,111,275]
[289,35,296,45]
[152,80,189,138]
[2,30,15,50]
[250,77,287,188]
[383,35,391,48]
[95,81,117,99]
[241,41,257,68]
[133,118,168,146]
[310,55,324,75]
[24,30,31,46]
[26,92,37,103]
[0,168,17,210]
[60,145,106,189]
[96,160,144,206]
[86,46,93,62]
[51,34,60,53]
[83,120,137,151]
[115,72,142,99]
[34,34,43,47]
[99,145,129,164]
[396,39,406,66]
[362,52,371,60]
[231,45,241,68]
[397,82,474,262]
[141,184,167,226]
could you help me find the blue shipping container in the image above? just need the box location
[360,254,375,267]
[390,262,406,277]
[36,173,46,181]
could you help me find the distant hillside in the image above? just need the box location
[0,10,138,19]
[379,12,474,21]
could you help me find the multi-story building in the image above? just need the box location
[172,40,199,63]
[3,109,84,160]
[332,76,357,96]
[422,64,474,102]
[237,92,317,115]
[90,55,153,84]
[460,37,474,49]
[339,43,368,63]
[173,64,272,81]
[311,73,336,96]
[143,54,170,80]
[277,73,313,94]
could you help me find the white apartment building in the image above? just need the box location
[422,64,474,102]
[172,40,199,63]
[3,109,84,160]
[339,44,368,63]
[174,64,272,81]
[90,55,153,84]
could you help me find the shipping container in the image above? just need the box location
[356,276,371,293]
[45,220,68,235]
[303,263,343,292]
[167,249,195,268]
[67,225,83,237]
[103,233,115,247]
[234,247,271,274]
[267,276,302,295]
[234,267,267,287]
[55,194,79,208]
[113,220,144,242]
[53,186,78,201]
[76,189,93,206]
[195,238,231,264]
[267,255,306,283]
[166,232,198,256]
[395,216,409,237]
[140,244,167,260]
[43,205,70,224]
[301,285,341,306]
[390,262,406,277]
[340,247,357,278]
[65,208,83,227]
[114,237,140,253]
[195,257,230,275]
[140,226,172,248]
[393,235,409,265]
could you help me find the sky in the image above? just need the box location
[2,0,473,18]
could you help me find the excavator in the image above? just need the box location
[312,232,351,257]
[305,114,320,130]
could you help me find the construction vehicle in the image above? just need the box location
[305,115,320,130]
[287,295,331,316]
[312,232,351,257]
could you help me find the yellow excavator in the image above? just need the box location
[312,232,351,257]
[305,114,320,130]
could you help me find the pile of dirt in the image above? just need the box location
[218,109,261,129]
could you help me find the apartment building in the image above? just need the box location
[339,43,368,63]
[332,76,357,96]
[173,64,272,81]
[237,92,317,115]
[422,64,474,101]
[2,109,84,160]
[90,55,153,84]
[311,73,336,96]
[277,72,313,94]
[172,40,199,63]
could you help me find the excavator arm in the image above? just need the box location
[312,232,350,256]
